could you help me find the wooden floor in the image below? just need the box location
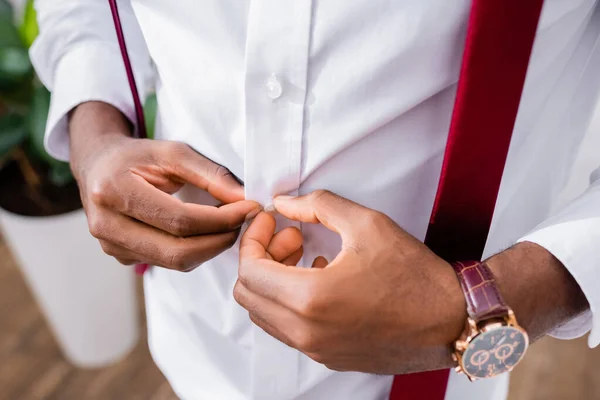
[1,236,599,400]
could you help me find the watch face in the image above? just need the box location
[461,326,528,379]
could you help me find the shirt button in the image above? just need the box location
[266,74,283,100]
[264,202,277,214]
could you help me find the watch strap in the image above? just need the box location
[451,261,510,323]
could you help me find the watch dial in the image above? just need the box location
[461,326,528,379]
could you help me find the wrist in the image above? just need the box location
[486,241,589,341]
[69,101,132,141]
[68,101,133,180]
[424,259,468,367]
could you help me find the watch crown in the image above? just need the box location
[454,340,468,352]
[451,353,458,362]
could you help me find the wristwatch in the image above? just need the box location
[450,261,529,381]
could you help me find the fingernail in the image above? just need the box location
[244,207,262,222]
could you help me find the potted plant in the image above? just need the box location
[0,0,155,367]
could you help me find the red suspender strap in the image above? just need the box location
[389,1,544,399]
[108,0,150,275]
[108,0,147,140]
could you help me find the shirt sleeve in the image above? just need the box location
[517,166,600,348]
[30,0,152,162]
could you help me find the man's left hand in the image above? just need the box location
[234,190,468,374]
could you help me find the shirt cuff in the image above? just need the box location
[517,198,600,347]
[35,44,146,162]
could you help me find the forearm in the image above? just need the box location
[487,241,590,341]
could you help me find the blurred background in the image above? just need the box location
[1,0,599,399]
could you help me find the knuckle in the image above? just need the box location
[357,209,386,233]
[296,296,315,318]
[162,141,191,167]
[216,230,240,252]
[165,140,188,156]
[213,164,232,179]
[237,259,253,287]
[295,279,326,319]
[99,240,116,256]
[165,248,188,271]
[248,312,259,326]
[325,363,344,372]
[164,245,198,272]
[206,163,235,185]
[296,294,321,320]
[221,212,241,231]
[87,214,108,239]
[223,230,240,248]
[88,178,114,206]
[309,352,328,365]
[167,213,193,236]
[308,189,331,206]
[232,281,245,306]
[292,329,321,354]
[365,209,386,225]
[115,257,135,266]
[181,264,201,273]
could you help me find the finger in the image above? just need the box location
[233,280,299,348]
[98,240,143,265]
[267,227,303,262]
[249,313,295,349]
[273,190,370,239]
[239,212,276,261]
[281,247,304,266]
[311,256,329,269]
[238,257,320,311]
[115,257,140,266]
[90,210,239,271]
[158,141,246,203]
[98,174,260,237]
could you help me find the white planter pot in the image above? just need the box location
[0,207,139,368]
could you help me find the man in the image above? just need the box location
[32,0,599,399]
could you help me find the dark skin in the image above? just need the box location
[234,191,590,374]
[72,102,590,374]
[69,101,262,271]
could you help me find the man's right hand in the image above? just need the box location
[69,101,260,271]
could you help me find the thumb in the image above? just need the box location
[160,141,245,204]
[239,212,275,261]
[273,190,369,239]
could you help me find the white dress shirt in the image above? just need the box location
[31,0,600,399]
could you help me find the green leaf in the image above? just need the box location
[49,162,74,186]
[144,92,157,140]
[19,0,38,48]
[0,112,27,160]
[0,9,22,48]
[0,0,31,90]
[0,47,33,89]
[0,0,13,22]
[27,84,54,165]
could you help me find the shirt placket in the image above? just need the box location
[243,1,313,399]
